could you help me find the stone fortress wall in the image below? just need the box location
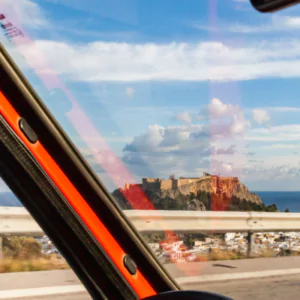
[141,177,202,191]
[139,173,238,192]
[124,173,239,197]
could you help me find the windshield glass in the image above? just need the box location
[2,1,300,299]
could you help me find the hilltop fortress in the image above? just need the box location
[125,172,239,196]
[123,172,261,204]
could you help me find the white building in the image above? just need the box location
[148,243,160,252]
[194,241,204,247]
[225,233,235,241]
[163,250,182,261]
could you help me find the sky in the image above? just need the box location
[1,0,300,192]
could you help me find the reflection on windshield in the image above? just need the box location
[1,1,300,299]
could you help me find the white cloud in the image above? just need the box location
[125,87,135,97]
[272,15,300,29]
[213,162,233,174]
[123,124,165,152]
[119,97,300,183]
[198,98,250,136]
[194,15,300,34]
[252,109,270,125]
[0,178,10,192]
[247,124,300,141]
[244,163,300,181]
[122,98,249,178]
[199,98,240,119]
[175,111,192,123]
[0,0,47,28]
[283,16,300,28]
[231,15,300,33]
[212,145,237,155]
[228,15,300,33]
[230,112,250,134]
[260,144,300,149]
[16,38,300,82]
[209,158,248,177]
[122,122,239,160]
[228,24,267,34]
[268,106,300,112]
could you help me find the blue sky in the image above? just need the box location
[1,0,300,192]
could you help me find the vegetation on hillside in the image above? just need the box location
[141,232,223,249]
[0,257,69,273]
[3,236,43,259]
[0,236,69,273]
[113,188,279,212]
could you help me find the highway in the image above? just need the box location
[2,257,300,299]
[166,255,300,279]
[0,270,90,300]
[5,274,300,300]
[184,274,300,300]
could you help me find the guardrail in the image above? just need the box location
[0,207,43,236]
[1,207,300,236]
[125,210,300,233]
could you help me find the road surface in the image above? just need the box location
[23,294,90,300]
[12,274,300,300]
[164,255,300,278]
[183,274,300,300]
[2,257,300,299]
[0,270,80,291]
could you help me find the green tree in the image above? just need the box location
[266,204,278,212]
[170,197,182,210]
[244,200,252,211]
[111,188,132,209]
[162,197,171,210]
[285,208,290,213]
[198,191,210,209]
[184,237,194,249]
[188,192,196,201]
[3,236,22,258]
[3,236,42,259]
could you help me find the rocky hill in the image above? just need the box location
[112,174,263,210]
[176,176,262,205]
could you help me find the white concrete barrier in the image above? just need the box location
[125,210,300,233]
[0,207,44,236]
[0,207,300,236]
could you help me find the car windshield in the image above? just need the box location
[2,1,300,299]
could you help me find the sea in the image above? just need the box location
[0,191,300,212]
[255,191,300,213]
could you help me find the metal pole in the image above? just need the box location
[247,232,254,257]
[0,236,3,262]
